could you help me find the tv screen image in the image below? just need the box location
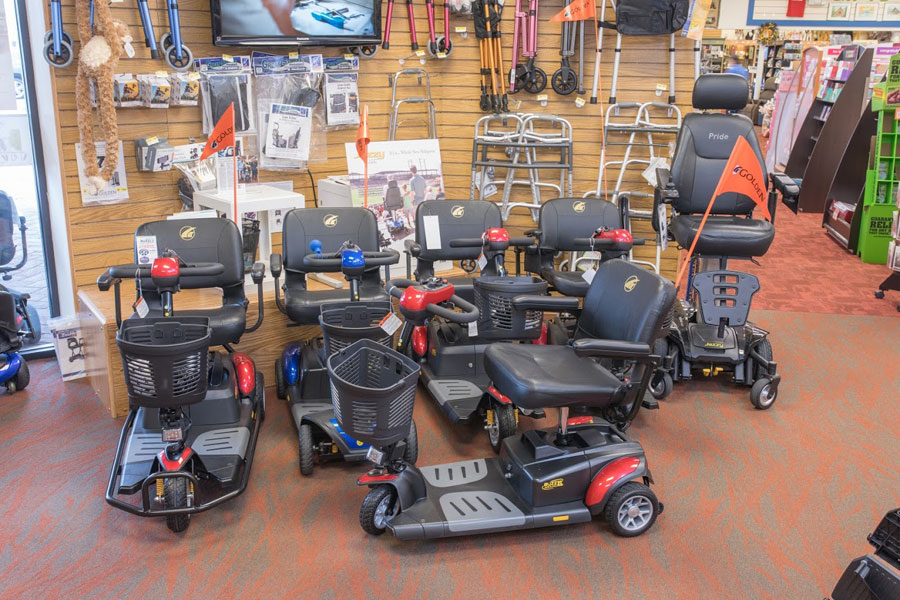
[212,0,380,46]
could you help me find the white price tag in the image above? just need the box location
[468,320,478,337]
[379,312,402,335]
[123,41,135,58]
[477,253,488,271]
[582,268,596,284]
[657,203,668,252]
[575,97,586,107]
[366,446,384,464]
[415,50,426,57]
[136,235,158,265]
[455,26,467,33]
[423,215,442,250]
[133,296,149,318]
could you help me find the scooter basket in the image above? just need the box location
[320,301,394,356]
[868,508,900,569]
[116,317,211,409]
[472,276,548,340]
[327,339,419,447]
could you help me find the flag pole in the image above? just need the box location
[232,104,238,228]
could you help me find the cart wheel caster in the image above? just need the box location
[351,45,378,58]
[43,39,73,68]
[165,44,193,71]
[435,36,452,56]
[298,424,315,476]
[551,68,577,95]
[486,402,516,453]
[750,378,778,410]
[648,370,673,400]
[604,481,659,537]
[523,68,548,94]
[275,358,287,400]
[875,290,885,299]
[360,484,398,535]
[403,419,419,464]
[163,478,191,533]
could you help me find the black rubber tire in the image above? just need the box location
[403,419,419,464]
[360,485,397,535]
[14,359,29,391]
[551,68,577,95]
[753,338,773,380]
[24,303,41,344]
[164,478,191,533]
[604,481,659,537]
[436,36,452,56]
[298,423,315,476]
[254,372,265,421]
[488,402,517,454]
[523,67,548,93]
[648,370,673,400]
[274,358,287,400]
[750,378,777,410]
[165,44,193,71]
[875,290,885,299]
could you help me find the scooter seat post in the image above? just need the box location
[558,406,569,436]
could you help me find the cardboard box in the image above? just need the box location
[49,316,86,381]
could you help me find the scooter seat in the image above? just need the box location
[541,269,589,297]
[671,215,774,258]
[283,280,391,324]
[484,344,622,410]
[143,304,246,347]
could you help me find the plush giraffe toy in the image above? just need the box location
[74,0,132,194]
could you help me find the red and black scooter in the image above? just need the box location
[328,258,676,539]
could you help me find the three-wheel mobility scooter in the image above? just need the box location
[271,208,416,475]
[330,258,676,539]
[402,200,547,451]
[0,290,29,393]
[98,219,266,533]
[651,74,800,409]
[0,191,43,345]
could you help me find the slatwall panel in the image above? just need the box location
[49,0,697,289]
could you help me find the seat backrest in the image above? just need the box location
[0,191,17,266]
[670,74,767,216]
[413,199,502,262]
[574,260,675,345]
[538,198,622,251]
[134,219,244,300]
[282,207,380,272]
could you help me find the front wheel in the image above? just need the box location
[750,378,777,410]
[648,370,673,400]
[403,419,419,464]
[486,401,516,454]
[13,360,29,391]
[23,303,41,344]
[163,478,191,533]
[274,358,287,400]
[604,481,659,537]
[360,485,398,535]
[298,423,315,476]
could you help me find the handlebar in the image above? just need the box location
[571,237,646,248]
[105,262,225,280]
[448,237,534,248]
[302,249,400,269]
[385,278,479,324]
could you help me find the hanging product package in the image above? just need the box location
[197,55,255,133]
[138,72,172,108]
[323,56,360,129]
[113,73,141,107]
[170,71,201,106]
[252,52,327,171]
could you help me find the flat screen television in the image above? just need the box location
[211,0,381,47]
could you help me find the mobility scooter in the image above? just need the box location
[271,208,416,475]
[403,202,547,451]
[330,258,676,539]
[0,290,29,393]
[651,74,800,409]
[98,218,266,533]
[0,191,42,345]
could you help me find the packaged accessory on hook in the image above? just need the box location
[139,72,172,108]
[252,52,327,171]
[170,71,200,106]
[197,55,255,134]
[323,56,361,129]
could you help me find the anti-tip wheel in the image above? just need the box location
[750,378,778,410]
[165,44,193,71]
[360,485,398,535]
[604,481,659,537]
[43,39,73,68]
[351,45,378,58]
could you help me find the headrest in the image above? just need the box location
[692,74,749,111]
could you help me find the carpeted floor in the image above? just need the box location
[2,307,898,599]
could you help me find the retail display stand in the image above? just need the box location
[784,45,873,214]
[766,46,822,173]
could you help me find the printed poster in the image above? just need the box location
[0,115,32,166]
[75,141,129,205]
[325,73,360,126]
[264,104,312,161]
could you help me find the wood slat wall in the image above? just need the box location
[49,0,695,289]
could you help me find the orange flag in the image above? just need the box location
[674,136,769,289]
[356,104,370,161]
[199,103,235,161]
[550,0,595,22]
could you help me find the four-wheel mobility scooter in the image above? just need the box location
[651,74,800,409]
[332,258,676,539]
[271,208,416,475]
[402,200,547,451]
[98,219,266,533]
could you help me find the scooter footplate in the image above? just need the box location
[439,491,526,533]
[194,428,250,457]
[121,433,168,489]
[426,379,484,422]
[422,459,489,487]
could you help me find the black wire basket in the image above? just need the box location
[868,508,900,569]
[327,339,419,448]
[319,301,394,356]
[472,275,548,340]
[116,317,211,409]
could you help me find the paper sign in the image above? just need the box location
[133,296,149,318]
[136,235,158,264]
[379,312,402,335]
[582,268,596,284]
[423,215,442,250]
[468,320,478,337]
[477,253,488,271]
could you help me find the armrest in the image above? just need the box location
[654,168,678,203]
[250,261,265,285]
[771,173,799,198]
[524,228,541,239]
[512,295,581,312]
[269,253,283,279]
[572,338,651,360]
[97,269,119,292]
[404,239,422,257]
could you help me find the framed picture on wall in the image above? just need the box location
[827,2,852,20]
[856,3,879,21]
[885,4,900,20]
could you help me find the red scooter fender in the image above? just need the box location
[584,455,651,516]
[358,464,427,512]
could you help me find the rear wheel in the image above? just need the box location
[163,478,191,533]
[403,419,419,464]
[360,485,398,535]
[298,423,315,476]
[275,358,286,400]
[604,481,658,537]
[13,360,29,391]
[254,372,265,421]
[486,401,516,454]
[23,303,41,344]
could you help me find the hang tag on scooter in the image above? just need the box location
[132,296,149,318]
[467,320,478,337]
[379,312,402,335]
[477,253,488,271]
[582,268,596,284]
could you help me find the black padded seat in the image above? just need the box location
[147,306,247,348]
[283,280,389,324]
[541,269,589,297]
[484,344,622,410]
[671,215,774,257]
